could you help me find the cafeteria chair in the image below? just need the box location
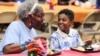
[0,11,17,32]
[50,13,59,33]
[36,12,54,38]
[43,12,54,34]
[79,11,100,43]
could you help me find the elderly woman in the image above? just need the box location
[0,0,45,54]
[49,9,84,52]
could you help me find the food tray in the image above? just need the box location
[71,47,100,53]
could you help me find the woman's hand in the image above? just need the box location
[26,37,47,54]
[26,42,41,52]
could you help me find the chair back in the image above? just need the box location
[0,11,17,24]
[43,12,54,23]
[82,12,100,30]
[84,12,100,22]
[50,14,58,28]
[39,12,54,34]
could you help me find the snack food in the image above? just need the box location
[73,47,85,51]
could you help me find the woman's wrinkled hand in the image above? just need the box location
[26,41,41,54]
[26,37,47,54]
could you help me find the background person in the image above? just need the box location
[58,0,76,5]
[0,0,15,6]
[0,0,25,6]
[78,0,88,3]
[94,0,100,13]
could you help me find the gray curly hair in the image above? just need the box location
[17,0,43,21]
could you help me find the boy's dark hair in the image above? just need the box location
[58,9,74,21]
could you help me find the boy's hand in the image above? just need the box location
[84,40,92,47]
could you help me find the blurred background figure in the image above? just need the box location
[76,0,92,8]
[96,0,100,9]
[0,0,25,6]
[88,0,96,7]
[0,0,15,6]
[78,0,88,3]
[58,0,76,5]
[15,0,25,3]
[95,0,100,12]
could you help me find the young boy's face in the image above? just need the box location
[58,13,73,34]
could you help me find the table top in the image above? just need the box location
[58,50,100,56]
[1,54,27,56]
[1,50,100,56]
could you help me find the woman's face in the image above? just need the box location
[27,10,44,29]
[58,13,73,34]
